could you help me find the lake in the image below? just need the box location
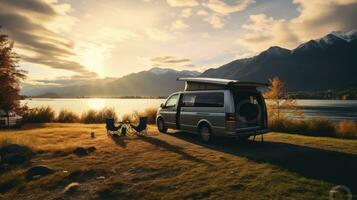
[21,98,357,122]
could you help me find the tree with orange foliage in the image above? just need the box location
[264,77,303,121]
[0,27,27,126]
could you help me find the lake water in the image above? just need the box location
[21,98,357,122]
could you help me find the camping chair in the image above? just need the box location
[106,118,121,135]
[130,117,148,136]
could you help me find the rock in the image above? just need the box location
[2,154,27,165]
[0,144,33,156]
[73,147,96,156]
[91,132,95,138]
[73,147,88,156]
[87,146,96,153]
[25,165,55,180]
[63,182,80,194]
[96,176,105,180]
[0,144,34,165]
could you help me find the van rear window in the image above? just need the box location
[182,92,224,107]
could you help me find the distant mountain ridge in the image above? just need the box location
[22,30,357,97]
[22,68,200,97]
[201,30,357,91]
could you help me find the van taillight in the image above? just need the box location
[225,113,236,122]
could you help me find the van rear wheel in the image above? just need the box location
[157,118,168,133]
[199,125,212,143]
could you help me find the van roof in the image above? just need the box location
[177,77,269,87]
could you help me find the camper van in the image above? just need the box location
[156,77,269,142]
[0,109,22,128]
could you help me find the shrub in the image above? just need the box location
[57,110,80,123]
[306,118,336,137]
[81,107,116,124]
[269,118,336,137]
[141,107,157,124]
[335,120,357,139]
[23,106,55,123]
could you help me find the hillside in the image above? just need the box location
[22,68,200,97]
[201,30,357,91]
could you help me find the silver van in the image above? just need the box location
[156,77,269,142]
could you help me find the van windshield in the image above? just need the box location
[233,90,264,126]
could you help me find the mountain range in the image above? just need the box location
[22,30,357,97]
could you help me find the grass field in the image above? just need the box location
[0,123,356,200]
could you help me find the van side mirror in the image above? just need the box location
[160,103,165,108]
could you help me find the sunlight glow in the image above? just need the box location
[87,99,107,110]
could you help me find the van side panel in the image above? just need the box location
[179,90,229,135]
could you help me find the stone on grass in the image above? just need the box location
[87,146,96,153]
[2,154,27,165]
[25,165,55,180]
[0,144,34,165]
[73,147,88,156]
[63,182,80,194]
[73,146,96,156]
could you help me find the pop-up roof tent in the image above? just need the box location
[177,77,269,91]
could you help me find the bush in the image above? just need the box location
[269,118,336,137]
[23,106,55,123]
[335,120,357,139]
[306,118,336,137]
[57,110,80,123]
[141,107,157,124]
[81,107,116,124]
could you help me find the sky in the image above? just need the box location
[0,0,356,85]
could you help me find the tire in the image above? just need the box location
[157,118,168,133]
[199,124,212,143]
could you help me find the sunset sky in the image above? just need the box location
[0,0,356,84]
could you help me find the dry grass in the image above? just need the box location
[269,118,357,139]
[57,110,79,123]
[1,123,357,199]
[23,106,55,123]
[140,107,157,124]
[336,120,357,139]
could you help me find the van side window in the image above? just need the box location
[165,94,179,108]
[182,94,196,107]
[182,93,224,107]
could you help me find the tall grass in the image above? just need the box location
[23,106,55,123]
[269,118,357,139]
[335,120,357,139]
[140,107,157,124]
[81,107,116,124]
[57,110,79,123]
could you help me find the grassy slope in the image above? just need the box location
[0,124,356,200]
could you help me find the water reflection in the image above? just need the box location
[87,99,107,110]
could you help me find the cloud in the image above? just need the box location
[237,0,357,52]
[203,0,253,15]
[200,0,253,28]
[0,0,97,77]
[145,28,175,41]
[171,19,189,30]
[150,56,195,68]
[180,8,193,18]
[204,15,225,29]
[166,0,199,7]
[197,9,209,16]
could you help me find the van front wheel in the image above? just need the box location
[199,125,212,143]
[157,118,168,133]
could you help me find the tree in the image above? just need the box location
[0,28,27,126]
[264,77,303,121]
